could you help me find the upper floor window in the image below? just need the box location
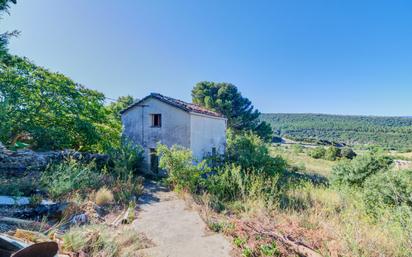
[151,114,162,127]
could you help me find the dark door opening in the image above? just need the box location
[150,148,159,173]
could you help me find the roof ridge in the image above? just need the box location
[121,93,225,118]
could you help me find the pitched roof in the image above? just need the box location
[120,93,225,118]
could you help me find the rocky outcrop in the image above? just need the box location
[0,142,109,177]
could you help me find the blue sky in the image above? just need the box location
[2,0,412,115]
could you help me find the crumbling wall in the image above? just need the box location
[0,142,109,177]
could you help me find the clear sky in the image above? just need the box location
[2,0,412,115]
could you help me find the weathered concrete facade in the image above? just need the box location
[121,93,227,173]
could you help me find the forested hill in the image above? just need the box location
[261,113,412,149]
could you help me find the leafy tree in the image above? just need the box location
[0,56,119,151]
[254,121,273,142]
[107,95,135,120]
[192,81,272,141]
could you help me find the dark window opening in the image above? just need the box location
[150,148,159,173]
[151,114,162,127]
[212,147,217,156]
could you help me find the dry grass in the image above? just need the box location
[62,224,153,257]
[270,145,334,177]
[95,187,114,206]
[267,185,412,257]
[193,173,412,256]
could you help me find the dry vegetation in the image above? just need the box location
[270,145,335,177]
[177,140,412,257]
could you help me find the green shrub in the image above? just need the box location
[41,159,104,199]
[260,242,280,256]
[206,164,287,208]
[331,154,393,187]
[340,147,357,159]
[308,146,326,159]
[226,132,286,176]
[156,144,208,192]
[363,170,412,211]
[109,138,144,180]
[325,146,341,161]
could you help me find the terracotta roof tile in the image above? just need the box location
[120,93,225,118]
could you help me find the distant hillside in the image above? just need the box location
[261,113,412,150]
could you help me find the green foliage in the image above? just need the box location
[108,138,144,180]
[254,121,274,142]
[0,56,121,152]
[308,146,326,159]
[106,95,134,120]
[205,133,288,208]
[156,144,208,192]
[340,147,357,159]
[363,170,412,211]
[41,159,104,199]
[324,146,341,161]
[261,113,412,150]
[331,154,394,187]
[226,131,286,176]
[260,242,280,256]
[192,81,272,141]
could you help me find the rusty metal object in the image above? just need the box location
[11,241,58,257]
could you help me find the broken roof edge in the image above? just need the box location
[120,93,225,119]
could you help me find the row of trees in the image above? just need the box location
[262,113,412,150]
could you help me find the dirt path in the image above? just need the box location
[134,181,232,257]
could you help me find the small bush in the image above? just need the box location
[95,187,114,206]
[331,153,393,187]
[226,132,286,176]
[109,139,144,179]
[325,146,341,161]
[260,242,280,256]
[340,147,357,159]
[363,170,412,212]
[308,147,326,159]
[157,144,208,192]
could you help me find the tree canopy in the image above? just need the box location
[192,81,273,141]
[0,56,122,151]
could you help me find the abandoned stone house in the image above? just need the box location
[120,93,227,173]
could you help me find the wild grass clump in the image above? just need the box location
[95,187,114,206]
[62,224,152,256]
[41,159,104,199]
